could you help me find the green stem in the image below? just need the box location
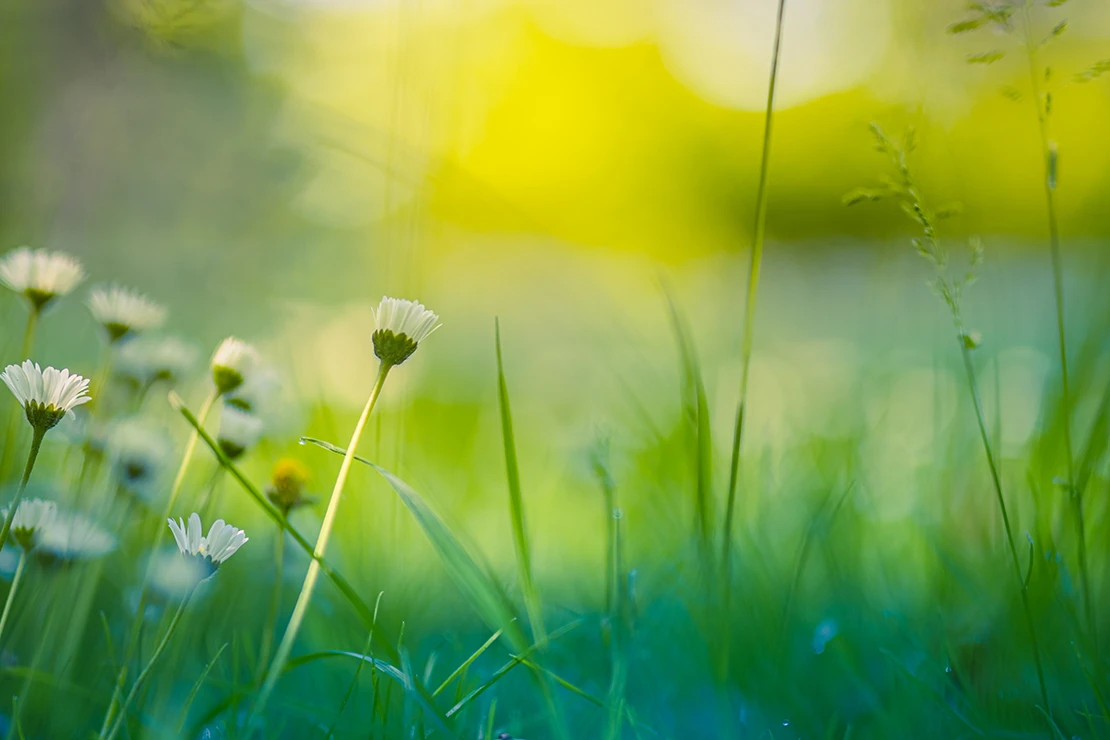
[103,584,197,740]
[0,309,38,482]
[722,0,786,563]
[248,362,391,732]
[1022,6,1084,644]
[957,333,1051,715]
[256,528,286,685]
[97,389,218,737]
[0,550,28,647]
[719,0,787,687]
[18,308,37,361]
[0,425,46,554]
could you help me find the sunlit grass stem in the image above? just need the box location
[1021,5,1085,643]
[722,0,787,562]
[249,361,391,731]
[0,549,28,647]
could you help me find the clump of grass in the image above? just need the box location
[846,122,1052,717]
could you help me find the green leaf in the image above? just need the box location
[1046,0,1069,6]
[300,436,525,650]
[1075,59,1110,82]
[999,85,1022,101]
[1050,20,1067,37]
[947,17,984,34]
[967,50,1005,64]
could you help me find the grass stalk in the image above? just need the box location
[248,361,392,731]
[722,0,787,564]
[103,582,199,740]
[255,527,286,684]
[97,388,219,737]
[1020,4,1086,644]
[0,425,46,554]
[0,549,27,647]
[956,332,1051,715]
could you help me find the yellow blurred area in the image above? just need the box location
[213,0,1110,261]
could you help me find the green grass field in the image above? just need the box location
[2,0,1110,738]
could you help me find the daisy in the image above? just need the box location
[371,297,440,366]
[3,498,57,551]
[108,418,171,500]
[115,336,197,389]
[224,364,279,414]
[1,360,92,431]
[216,405,263,460]
[266,458,314,515]
[88,285,167,342]
[210,337,259,395]
[0,247,85,311]
[167,513,248,567]
[35,511,117,563]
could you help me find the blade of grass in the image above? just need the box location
[302,433,569,740]
[433,629,504,697]
[176,643,227,735]
[168,393,451,733]
[493,318,546,644]
[663,294,713,559]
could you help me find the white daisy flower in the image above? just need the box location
[0,247,85,311]
[35,511,117,563]
[1,360,92,431]
[116,336,197,389]
[88,285,167,342]
[2,498,57,551]
[224,363,280,415]
[371,296,440,366]
[216,405,263,460]
[167,513,248,567]
[210,337,259,395]
[108,418,171,499]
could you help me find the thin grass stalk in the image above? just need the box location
[103,583,199,740]
[957,335,1051,715]
[1020,5,1085,644]
[0,550,27,647]
[249,362,391,731]
[493,319,544,643]
[97,388,219,736]
[255,528,286,684]
[493,319,570,740]
[722,0,787,562]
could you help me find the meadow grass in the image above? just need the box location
[0,2,1109,739]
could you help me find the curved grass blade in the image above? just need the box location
[176,643,227,735]
[301,436,523,648]
[169,393,451,734]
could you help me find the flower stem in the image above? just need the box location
[248,362,392,731]
[256,527,286,685]
[957,330,1051,716]
[1022,6,1084,645]
[103,584,197,740]
[0,549,28,648]
[97,389,218,737]
[0,426,46,554]
[0,310,39,482]
[167,389,220,514]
